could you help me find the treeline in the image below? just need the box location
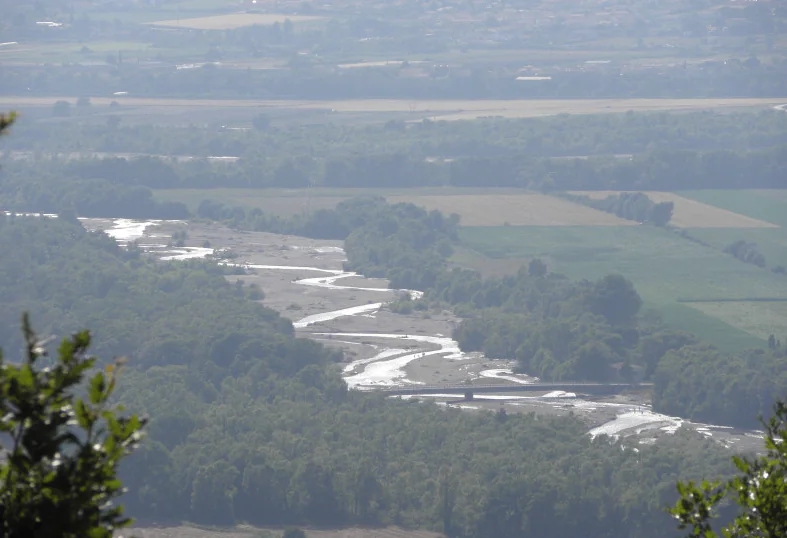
[724,240,767,268]
[0,160,189,219]
[654,344,787,428]
[445,270,648,381]
[8,109,787,160]
[0,215,320,371]
[0,215,736,537]
[6,142,786,196]
[446,144,787,191]
[563,192,674,226]
[3,58,786,100]
[342,199,459,290]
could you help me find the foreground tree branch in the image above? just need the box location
[671,402,787,537]
[0,314,146,537]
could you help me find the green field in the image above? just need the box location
[457,224,787,350]
[680,190,787,268]
[680,190,787,227]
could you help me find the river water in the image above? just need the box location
[76,217,764,448]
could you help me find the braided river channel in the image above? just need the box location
[82,216,764,451]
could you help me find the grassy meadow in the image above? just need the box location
[680,190,787,228]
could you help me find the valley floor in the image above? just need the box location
[78,217,766,455]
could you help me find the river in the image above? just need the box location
[78,217,764,449]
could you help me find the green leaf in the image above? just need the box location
[75,399,92,429]
[17,364,34,389]
[89,372,107,405]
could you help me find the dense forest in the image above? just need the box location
[7,110,787,158]
[0,215,323,371]
[0,214,737,537]
[2,139,785,216]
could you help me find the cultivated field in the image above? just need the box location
[682,227,787,270]
[154,189,631,226]
[681,190,787,228]
[148,13,325,29]
[3,97,784,123]
[569,191,778,228]
[683,301,787,340]
[671,190,787,270]
[386,194,633,226]
[458,224,787,350]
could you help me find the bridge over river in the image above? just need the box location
[378,382,653,400]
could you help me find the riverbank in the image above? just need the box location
[81,217,764,452]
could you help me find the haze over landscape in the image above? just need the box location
[1,0,787,536]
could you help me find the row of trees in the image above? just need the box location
[5,142,785,197]
[724,239,767,268]
[3,58,786,100]
[654,344,787,428]
[0,161,188,219]
[563,192,674,226]
[9,109,786,161]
